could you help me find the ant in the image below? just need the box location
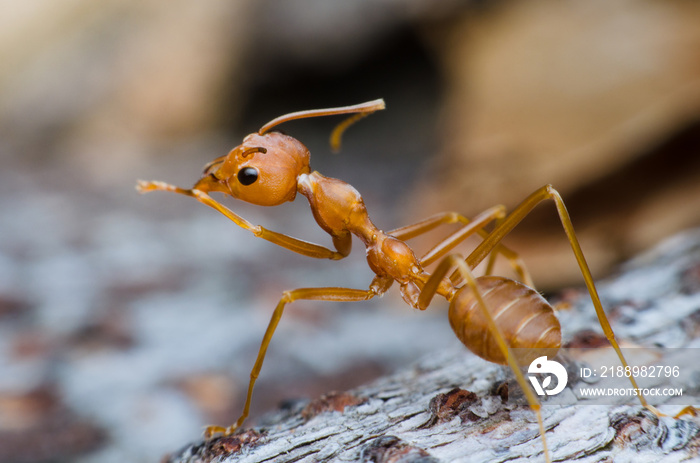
[137,99,665,462]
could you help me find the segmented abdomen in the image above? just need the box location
[449,276,561,365]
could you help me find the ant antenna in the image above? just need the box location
[329,112,373,153]
[257,99,386,152]
[241,146,267,158]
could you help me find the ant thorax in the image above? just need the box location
[297,171,376,243]
[297,171,425,289]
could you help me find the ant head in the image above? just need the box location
[192,99,385,207]
[194,132,310,207]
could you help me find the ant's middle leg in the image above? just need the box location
[205,277,393,438]
[388,207,533,287]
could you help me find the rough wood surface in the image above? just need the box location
[165,229,700,463]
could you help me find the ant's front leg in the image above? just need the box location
[206,276,393,438]
[136,180,349,260]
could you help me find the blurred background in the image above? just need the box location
[1,1,700,462]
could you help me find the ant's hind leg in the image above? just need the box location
[205,280,390,438]
[417,255,552,463]
[462,185,650,409]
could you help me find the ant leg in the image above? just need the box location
[483,213,507,278]
[674,406,698,418]
[417,255,551,463]
[417,207,505,266]
[461,185,650,409]
[205,277,392,438]
[389,207,533,287]
[388,211,491,241]
[136,181,349,259]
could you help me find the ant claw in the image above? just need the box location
[135,179,156,193]
[674,406,698,418]
[204,424,242,439]
[641,404,698,420]
[204,425,228,439]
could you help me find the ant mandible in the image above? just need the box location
[137,99,652,463]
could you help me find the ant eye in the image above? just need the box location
[237,167,259,186]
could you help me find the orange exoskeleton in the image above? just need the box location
[137,99,665,463]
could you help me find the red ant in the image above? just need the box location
[137,99,665,462]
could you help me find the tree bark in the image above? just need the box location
[165,229,700,463]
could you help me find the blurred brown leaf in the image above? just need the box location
[413,0,700,288]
